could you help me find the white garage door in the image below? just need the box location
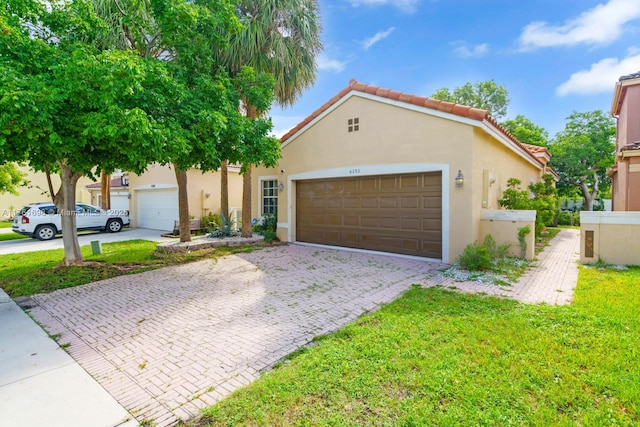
[137,188,178,231]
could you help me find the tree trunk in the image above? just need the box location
[241,104,258,238]
[221,160,229,219]
[44,164,56,202]
[579,176,599,211]
[174,166,191,242]
[58,163,83,266]
[241,166,252,237]
[100,169,111,209]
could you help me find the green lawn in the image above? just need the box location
[0,240,256,297]
[0,221,12,228]
[197,266,640,427]
[0,232,28,242]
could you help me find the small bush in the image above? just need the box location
[482,235,509,259]
[262,229,279,244]
[208,214,236,238]
[202,213,221,229]
[558,211,580,226]
[458,242,492,271]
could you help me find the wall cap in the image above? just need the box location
[581,211,640,225]
[480,209,536,222]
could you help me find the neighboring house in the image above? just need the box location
[609,71,640,211]
[128,163,243,231]
[1,165,93,220]
[252,79,551,263]
[85,174,130,212]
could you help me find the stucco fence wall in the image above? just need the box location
[479,210,536,261]
[581,211,640,265]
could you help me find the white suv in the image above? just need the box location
[12,202,130,241]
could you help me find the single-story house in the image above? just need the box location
[127,163,243,231]
[251,79,551,263]
[85,174,130,212]
[609,71,640,211]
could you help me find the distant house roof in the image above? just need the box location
[622,140,640,151]
[281,79,545,169]
[611,72,640,116]
[619,71,640,81]
[86,176,128,190]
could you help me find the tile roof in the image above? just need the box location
[86,177,128,189]
[619,71,640,81]
[280,79,544,168]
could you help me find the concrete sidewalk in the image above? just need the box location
[0,289,136,427]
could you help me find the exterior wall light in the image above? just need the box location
[455,170,464,188]
[278,181,284,192]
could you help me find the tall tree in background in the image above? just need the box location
[502,115,550,147]
[0,163,27,195]
[431,79,510,120]
[219,0,323,237]
[549,111,616,211]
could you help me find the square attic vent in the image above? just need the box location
[348,117,359,132]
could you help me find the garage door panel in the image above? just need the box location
[400,197,419,208]
[296,172,442,258]
[137,189,178,231]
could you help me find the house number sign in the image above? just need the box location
[349,168,361,175]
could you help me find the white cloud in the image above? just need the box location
[452,42,489,58]
[346,0,420,14]
[557,49,640,96]
[317,53,347,73]
[519,0,640,49]
[362,27,395,50]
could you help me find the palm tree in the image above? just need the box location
[220,0,322,237]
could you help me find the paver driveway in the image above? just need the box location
[29,245,443,426]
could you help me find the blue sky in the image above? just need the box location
[270,0,640,139]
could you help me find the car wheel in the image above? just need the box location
[106,219,123,233]
[35,225,56,241]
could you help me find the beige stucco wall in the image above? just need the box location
[128,164,242,227]
[254,94,544,262]
[1,165,93,219]
[479,210,536,261]
[581,211,640,265]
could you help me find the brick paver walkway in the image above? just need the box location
[28,230,580,426]
[426,228,581,304]
[29,246,442,426]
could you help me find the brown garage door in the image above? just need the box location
[296,172,442,258]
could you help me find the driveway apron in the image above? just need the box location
[28,245,443,426]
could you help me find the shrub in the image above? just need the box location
[262,229,279,244]
[458,242,492,271]
[482,235,509,259]
[201,213,221,229]
[558,211,580,226]
[208,214,236,238]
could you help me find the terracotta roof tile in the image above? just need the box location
[279,79,546,168]
[85,177,128,189]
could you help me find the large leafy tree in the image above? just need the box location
[502,115,550,147]
[431,79,510,120]
[218,0,323,237]
[549,111,616,211]
[91,0,278,242]
[1,0,169,264]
